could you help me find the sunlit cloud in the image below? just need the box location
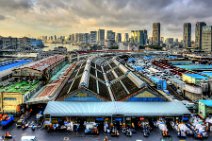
[0,0,212,39]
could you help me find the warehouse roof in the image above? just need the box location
[176,64,212,70]
[0,59,32,72]
[44,101,190,117]
[199,100,212,107]
[201,71,212,78]
[184,73,208,79]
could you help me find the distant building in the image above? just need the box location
[105,30,115,48]
[160,37,164,44]
[90,31,97,45]
[116,33,122,43]
[195,22,206,50]
[152,23,160,46]
[0,37,18,50]
[31,39,44,48]
[124,33,129,42]
[165,38,174,47]
[183,23,191,48]
[131,30,148,46]
[202,26,212,52]
[82,33,89,44]
[78,33,83,44]
[74,33,79,43]
[97,29,105,46]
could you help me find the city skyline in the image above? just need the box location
[0,0,212,39]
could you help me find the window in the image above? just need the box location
[3,97,16,101]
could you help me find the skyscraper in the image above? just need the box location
[131,30,148,46]
[105,30,115,48]
[97,29,105,46]
[124,33,129,42]
[106,30,115,42]
[202,26,212,52]
[152,23,160,46]
[195,22,206,50]
[183,23,191,48]
[116,33,122,43]
[90,31,97,45]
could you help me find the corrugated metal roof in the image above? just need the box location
[201,71,212,77]
[44,101,190,117]
[199,100,212,107]
[184,73,208,79]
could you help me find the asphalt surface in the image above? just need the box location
[1,123,212,141]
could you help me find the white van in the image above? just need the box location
[21,136,37,141]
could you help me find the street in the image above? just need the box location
[1,123,212,141]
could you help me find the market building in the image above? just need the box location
[0,55,67,113]
[43,101,190,127]
[56,56,166,102]
[198,100,212,119]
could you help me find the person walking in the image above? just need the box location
[103,136,108,141]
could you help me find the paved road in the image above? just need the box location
[1,123,212,141]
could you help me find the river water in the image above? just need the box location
[43,43,128,51]
[43,43,79,51]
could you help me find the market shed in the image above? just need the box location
[44,101,190,117]
[198,100,212,118]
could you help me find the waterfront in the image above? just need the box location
[43,43,79,51]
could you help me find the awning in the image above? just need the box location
[44,101,190,117]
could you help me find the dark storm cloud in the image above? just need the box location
[0,0,212,37]
[0,15,6,20]
[0,0,33,10]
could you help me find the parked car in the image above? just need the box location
[181,100,197,110]
[16,119,25,128]
[21,136,38,141]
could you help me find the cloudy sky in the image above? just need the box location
[0,0,212,39]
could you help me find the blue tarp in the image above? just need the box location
[132,66,144,71]
[65,96,101,102]
[0,115,14,127]
[128,58,136,63]
[0,59,32,72]
[149,76,167,90]
[127,97,164,102]
[168,56,178,59]
[143,56,154,60]
[96,117,104,121]
[114,118,122,121]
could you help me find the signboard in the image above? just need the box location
[140,117,145,121]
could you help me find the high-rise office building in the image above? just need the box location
[124,33,129,42]
[106,30,115,41]
[90,31,97,45]
[106,30,115,48]
[82,33,89,44]
[165,38,174,47]
[195,22,206,50]
[183,23,191,48]
[116,33,122,43]
[152,23,160,46]
[97,29,105,46]
[131,30,148,46]
[202,26,212,52]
